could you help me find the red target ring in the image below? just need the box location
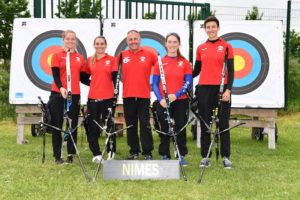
[40,45,62,75]
[234,48,253,79]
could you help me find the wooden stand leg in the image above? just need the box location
[17,113,25,144]
[267,118,276,149]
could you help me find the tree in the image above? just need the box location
[187,9,215,21]
[55,0,102,18]
[245,6,263,20]
[144,12,156,19]
[0,0,30,65]
[284,30,300,60]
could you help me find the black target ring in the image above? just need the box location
[24,30,87,91]
[221,32,269,95]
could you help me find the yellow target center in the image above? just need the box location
[234,55,245,71]
[47,54,53,66]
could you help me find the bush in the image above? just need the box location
[0,63,15,120]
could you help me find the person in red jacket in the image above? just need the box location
[49,30,85,164]
[152,33,192,166]
[84,36,117,163]
[193,16,234,169]
[114,30,157,160]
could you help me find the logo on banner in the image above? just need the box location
[221,32,269,95]
[24,30,87,91]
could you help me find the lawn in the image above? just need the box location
[0,113,299,200]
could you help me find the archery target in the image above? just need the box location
[103,19,190,103]
[10,18,100,104]
[221,32,269,95]
[24,30,87,91]
[193,21,284,108]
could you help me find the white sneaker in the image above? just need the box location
[92,155,103,164]
[107,152,115,160]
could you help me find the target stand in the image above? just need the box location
[195,108,277,149]
[15,105,126,144]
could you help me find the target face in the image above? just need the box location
[24,30,87,91]
[221,32,269,95]
[114,31,167,56]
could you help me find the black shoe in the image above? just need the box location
[144,154,153,160]
[55,158,64,165]
[66,156,73,164]
[126,153,139,160]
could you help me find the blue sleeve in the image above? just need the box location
[152,75,163,101]
[175,74,192,98]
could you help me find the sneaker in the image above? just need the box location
[162,155,170,160]
[223,157,232,169]
[92,155,103,164]
[199,158,211,168]
[55,158,64,165]
[107,152,115,160]
[126,153,139,160]
[66,156,73,164]
[144,154,153,160]
[180,156,188,166]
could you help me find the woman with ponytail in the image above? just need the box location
[84,36,118,163]
[152,33,192,166]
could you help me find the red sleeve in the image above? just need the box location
[152,52,158,66]
[196,45,201,61]
[184,59,192,75]
[112,53,121,72]
[51,53,60,68]
[80,55,85,72]
[153,62,160,75]
[227,43,234,59]
[85,57,91,74]
[110,56,118,72]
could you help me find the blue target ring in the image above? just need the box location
[24,30,87,91]
[229,40,261,87]
[221,32,269,95]
[31,38,63,84]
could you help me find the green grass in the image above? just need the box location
[0,113,300,200]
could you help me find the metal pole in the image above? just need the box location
[34,0,41,18]
[284,0,291,110]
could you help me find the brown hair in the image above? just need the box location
[90,36,107,65]
[204,16,220,28]
[166,32,184,60]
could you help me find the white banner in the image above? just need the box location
[103,19,190,103]
[193,21,284,108]
[9,18,100,104]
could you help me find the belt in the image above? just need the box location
[89,99,104,103]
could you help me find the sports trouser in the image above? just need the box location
[123,98,153,155]
[196,85,231,158]
[156,99,189,158]
[48,92,80,159]
[86,98,116,156]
